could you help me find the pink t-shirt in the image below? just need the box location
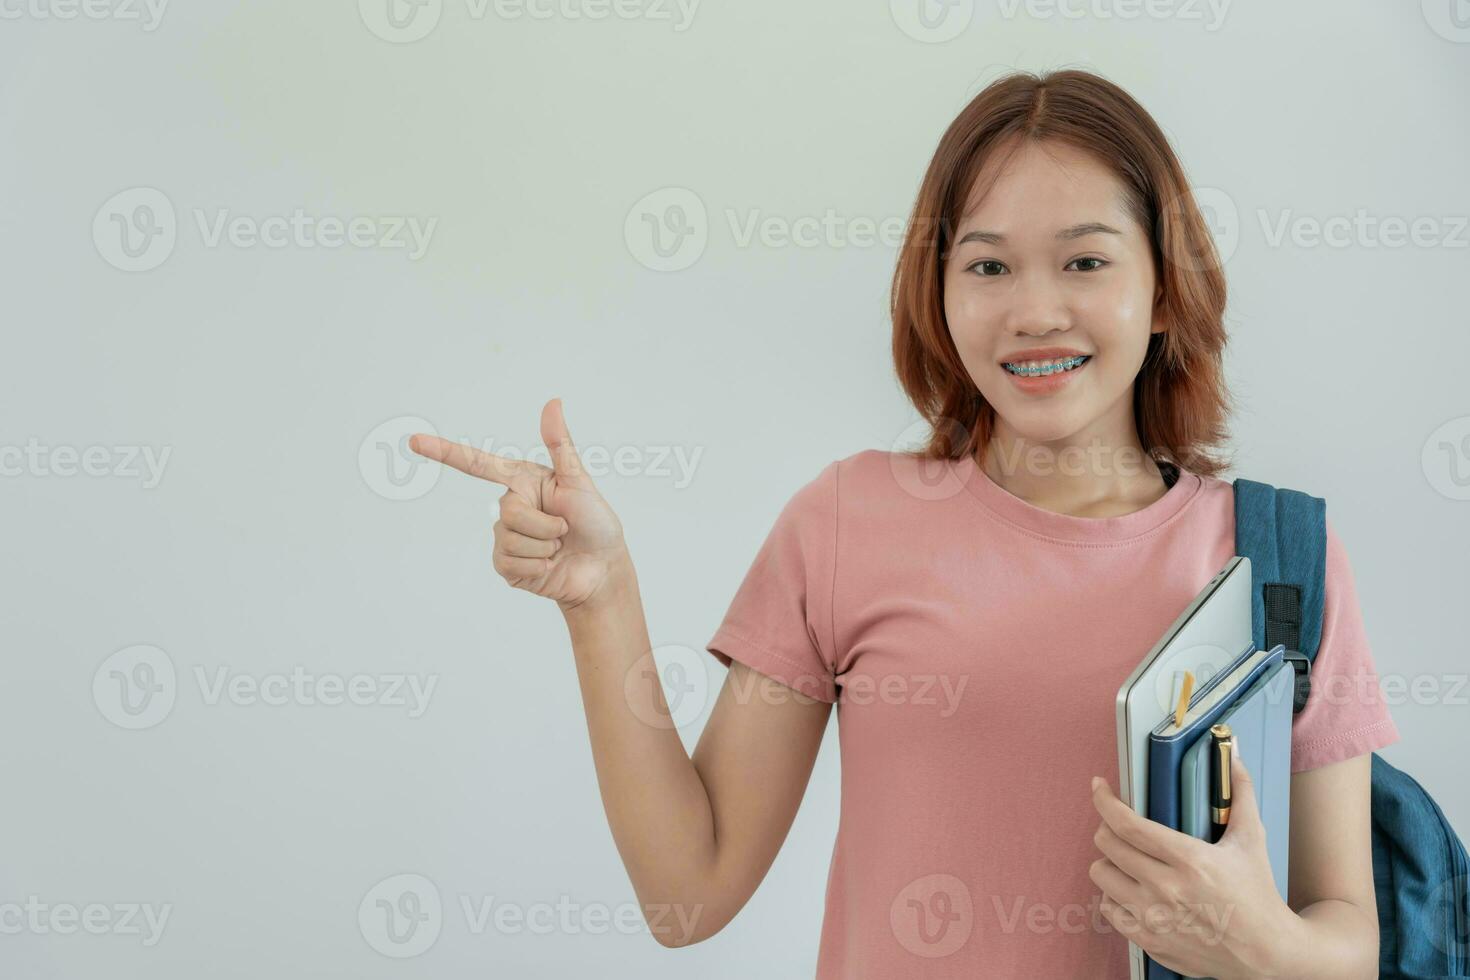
[705,448,1400,979]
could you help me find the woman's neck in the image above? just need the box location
[979,438,1172,519]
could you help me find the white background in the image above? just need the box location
[2,0,1467,976]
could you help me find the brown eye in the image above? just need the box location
[1069,257,1107,272]
[970,260,1006,277]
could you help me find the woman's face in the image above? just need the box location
[942,138,1166,458]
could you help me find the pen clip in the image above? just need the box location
[1210,723,1233,806]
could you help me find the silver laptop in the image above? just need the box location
[1113,555,1255,980]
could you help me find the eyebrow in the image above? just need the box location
[954,222,1124,246]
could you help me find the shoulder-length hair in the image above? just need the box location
[890,68,1235,478]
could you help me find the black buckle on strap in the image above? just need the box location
[1283,649,1311,714]
[1264,582,1310,714]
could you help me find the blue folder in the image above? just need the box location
[1144,643,1295,980]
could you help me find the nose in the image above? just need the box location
[1004,270,1071,337]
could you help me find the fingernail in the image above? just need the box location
[1090,776,1101,792]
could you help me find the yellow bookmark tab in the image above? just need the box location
[1174,671,1195,728]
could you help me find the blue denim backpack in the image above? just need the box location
[1233,477,1470,978]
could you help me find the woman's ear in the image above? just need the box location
[1150,282,1168,335]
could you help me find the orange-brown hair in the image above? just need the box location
[890,68,1235,478]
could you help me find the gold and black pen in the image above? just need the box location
[1209,723,1232,843]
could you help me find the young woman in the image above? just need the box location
[410,69,1398,978]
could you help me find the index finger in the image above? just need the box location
[409,433,524,486]
[1091,777,1195,867]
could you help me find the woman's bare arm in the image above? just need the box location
[411,399,831,948]
[1272,754,1380,978]
[563,553,831,946]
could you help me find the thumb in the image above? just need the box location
[1222,736,1261,838]
[541,397,594,490]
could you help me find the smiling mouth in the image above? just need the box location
[1000,354,1093,377]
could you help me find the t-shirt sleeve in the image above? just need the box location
[705,459,840,703]
[1289,517,1402,773]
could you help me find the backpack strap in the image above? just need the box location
[1232,478,1328,714]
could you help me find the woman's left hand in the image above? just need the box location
[1088,737,1298,980]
